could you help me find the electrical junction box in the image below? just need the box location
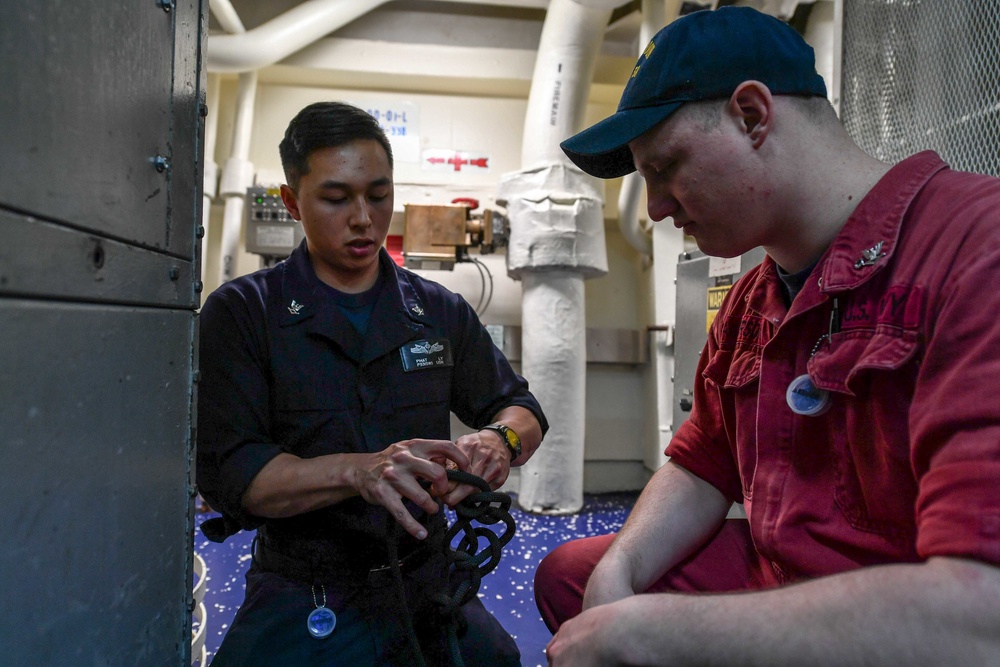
[245,186,304,261]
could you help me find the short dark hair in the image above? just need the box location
[680,93,835,134]
[278,101,394,190]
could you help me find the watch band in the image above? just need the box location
[481,422,522,460]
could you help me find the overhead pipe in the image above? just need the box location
[208,0,391,73]
[206,0,553,74]
[500,0,630,514]
[209,0,247,33]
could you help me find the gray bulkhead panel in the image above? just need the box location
[0,0,205,663]
[0,209,198,306]
[0,301,196,664]
[0,1,200,261]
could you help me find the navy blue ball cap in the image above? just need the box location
[561,6,828,179]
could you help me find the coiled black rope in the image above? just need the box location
[387,469,516,667]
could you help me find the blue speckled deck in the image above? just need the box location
[193,492,638,667]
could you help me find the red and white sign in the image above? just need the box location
[422,149,491,173]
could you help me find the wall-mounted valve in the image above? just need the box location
[402,199,509,271]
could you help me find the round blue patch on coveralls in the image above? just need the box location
[786,373,831,416]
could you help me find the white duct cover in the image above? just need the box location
[498,161,608,279]
[517,270,587,514]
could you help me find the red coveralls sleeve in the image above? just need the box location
[911,244,1000,566]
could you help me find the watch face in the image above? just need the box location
[487,424,520,458]
[503,425,521,457]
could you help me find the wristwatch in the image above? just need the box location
[481,422,522,460]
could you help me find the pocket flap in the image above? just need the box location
[809,328,918,396]
[704,347,761,390]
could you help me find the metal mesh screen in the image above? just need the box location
[840,0,1000,176]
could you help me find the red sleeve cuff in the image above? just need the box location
[667,418,743,504]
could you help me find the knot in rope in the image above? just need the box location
[436,470,516,666]
[442,469,516,600]
[391,469,516,667]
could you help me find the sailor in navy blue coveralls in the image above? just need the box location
[198,103,546,665]
[198,241,547,665]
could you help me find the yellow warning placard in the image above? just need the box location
[706,285,731,333]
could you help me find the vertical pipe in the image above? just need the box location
[518,270,587,513]
[510,0,615,514]
[650,218,684,470]
[644,0,686,469]
[201,74,221,280]
[217,71,257,285]
[520,1,611,168]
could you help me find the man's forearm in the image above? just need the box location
[610,556,1000,666]
[584,461,730,609]
[242,451,365,517]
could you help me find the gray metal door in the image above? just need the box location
[0,0,205,664]
[673,248,767,431]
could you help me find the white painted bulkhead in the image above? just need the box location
[201,0,839,500]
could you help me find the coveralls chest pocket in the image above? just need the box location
[386,337,455,441]
[269,343,358,458]
[808,325,921,540]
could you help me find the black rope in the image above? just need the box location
[387,469,516,667]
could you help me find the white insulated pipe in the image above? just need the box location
[519,2,615,167]
[210,0,246,34]
[617,172,652,255]
[206,0,560,73]
[207,0,391,73]
[518,271,587,511]
[201,73,221,280]
[506,0,623,514]
[650,220,685,469]
[217,71,258,285]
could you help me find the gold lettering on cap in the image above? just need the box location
[631,40,656,78]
